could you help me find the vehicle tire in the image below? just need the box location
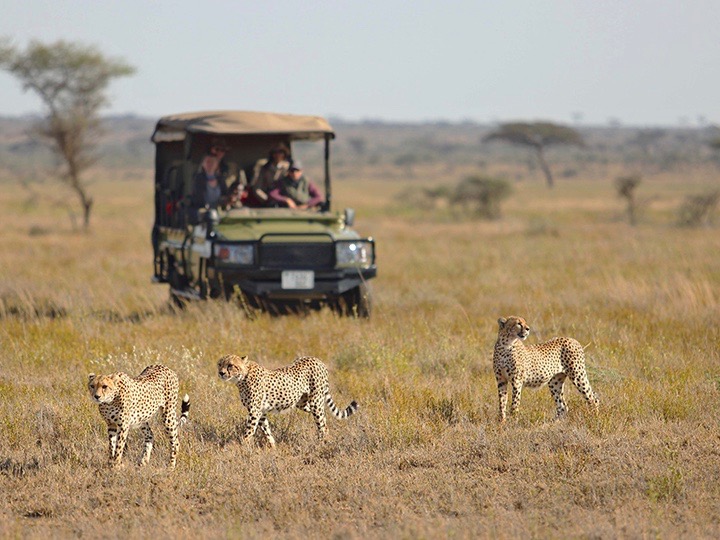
[334,283,372,319]
[228,287,260,319]
[169,289,187,310]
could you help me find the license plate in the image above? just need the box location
[281,270,314,290]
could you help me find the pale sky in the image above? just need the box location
[1,0,719,126]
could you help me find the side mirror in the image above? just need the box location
[206,208,220,226]
[344,208,355,227]
[205,208,220,238]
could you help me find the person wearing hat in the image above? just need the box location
[204,137,240,190]
[268,160,324,210]
[248,143,291,206]
[186,154,230,221]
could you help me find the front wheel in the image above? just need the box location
[169,289,187,310]
[333,283,372,319]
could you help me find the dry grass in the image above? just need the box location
[1,166,720,538]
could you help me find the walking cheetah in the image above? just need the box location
[493,316,599,422]
[217,354,358,447]
[87,364,190,468]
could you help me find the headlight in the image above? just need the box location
[335,240,373,267]
[213,243,254,265]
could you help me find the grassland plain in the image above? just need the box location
[1,166,719,539]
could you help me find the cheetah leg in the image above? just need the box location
[139,423,154,466]
[241,409,263,446]
[548,373,568,418]
[310,400,328,440]
[258,416,276,448]
[569,366,599,413]
[496,381,509,423]
[295,393,311,412]
[509,379,523,417]
[163,410,179,469]
[112,427,129,468]
[107,425,119,463]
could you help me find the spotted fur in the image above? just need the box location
[217,354,358,447]
[88,364,190,468]
[493,316,599,422]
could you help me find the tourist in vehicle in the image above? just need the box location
[248,143,291,206]
[206,137,240,188]
[226,179,246,209]
[187,155,229,220]
[268,160,324,210]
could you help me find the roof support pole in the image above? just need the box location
[324,134,332,211]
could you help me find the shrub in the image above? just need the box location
[451,175,512,219]
[677,190,720,227]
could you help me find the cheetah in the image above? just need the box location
[217,354,358,447]
[493,316,599,422]
[87,364,190,468]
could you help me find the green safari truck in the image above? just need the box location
[150,110,376,317]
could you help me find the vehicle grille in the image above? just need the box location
[259,242,334,269]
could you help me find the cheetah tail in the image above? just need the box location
[180,394,191,426]
[326,393,358,419]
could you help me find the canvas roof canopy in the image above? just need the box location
[152,110,335,143]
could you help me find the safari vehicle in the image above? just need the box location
[150,110,376,317]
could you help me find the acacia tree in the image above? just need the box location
[483,122,584,188]
[0,39,135,230]
[615,174,642,226]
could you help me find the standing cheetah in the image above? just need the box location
[217,354,358,447]
[493,316,599,422]
[88,364,190,468]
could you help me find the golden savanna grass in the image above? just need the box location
[1,165,719,538]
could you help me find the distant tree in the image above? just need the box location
[0,39,135,230]
[451,175,512,219]
[708,137,720,168]
[632,129,666,158]
[393,153,420,176]
[483,122,584,188]
[615,175,642,226]
[347,137,367,155]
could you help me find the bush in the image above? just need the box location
[677,190,720,227]
[394,185,452,211]
[451,175,512,219]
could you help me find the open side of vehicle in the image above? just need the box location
[150,110,377,317]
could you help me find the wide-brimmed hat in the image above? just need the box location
[271,142,290,156]
[209,137,229,151]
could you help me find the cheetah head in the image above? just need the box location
[87,373,119,403]
[497,316,530,344]
[217,354,249,382]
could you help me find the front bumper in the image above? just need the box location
[213,267,377,299]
